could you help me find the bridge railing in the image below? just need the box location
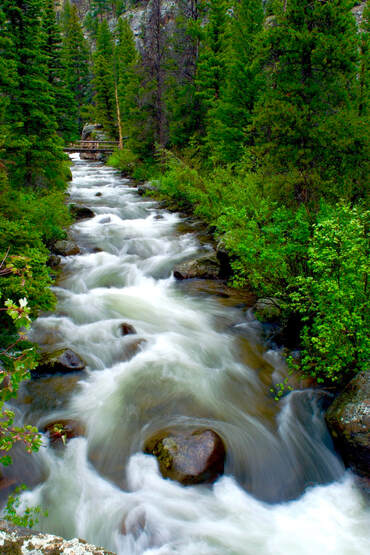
[64,140,119,152]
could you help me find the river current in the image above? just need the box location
[8,156,370,554]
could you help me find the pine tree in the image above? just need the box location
[252,0,365,205]
[1,0,64,188]
[61,1,91,134]
[141,0,169,149]
[43,0,76,140]
[93,19,116,138]
[194,0,230,153]
[166,0,202,149]
[206,0,264,165]
[358,2,369,117]
[114,18,138,148]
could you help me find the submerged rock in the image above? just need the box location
[32,349,86,378]
[326,370,370,478]
[120,323,137,336]
[70,204,95,220]
[44,419,85,448]
[53,240,80,256]
[144,428,226,485]
[173,254,221,280]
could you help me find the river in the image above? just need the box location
[8,156,370,554]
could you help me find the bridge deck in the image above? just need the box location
[64,140,119,154]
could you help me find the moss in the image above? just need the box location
[1,537,24,555]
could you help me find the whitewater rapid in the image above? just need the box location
[10,155,369,554]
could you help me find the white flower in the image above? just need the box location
[19,298,28,308]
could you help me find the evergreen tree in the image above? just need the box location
[252,0,366,205]
[61,1,91,134]
[194,0,230,153]
[1,0,64,188]
[358,1,369,118]
[166,0,202,149]
[43,0,76,140]
[206,0,264,165]
[114,18,138,148]
[141,0,169,149]
[93,19,116,138]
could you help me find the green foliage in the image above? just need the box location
[252,0,367,205]
[1,0,66,188]
[2,486,47,528]
[61,1,91,134]
[289,203,369,382]
[92,20,116,138]
[206,0,264,165]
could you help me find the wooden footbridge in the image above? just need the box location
[64,140,119,154]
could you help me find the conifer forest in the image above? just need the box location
[0,2,369,554]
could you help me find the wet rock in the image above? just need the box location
[122,338,147,361]
[53,240,80,256]
[47,254,61,268]
[254,298,282,321]
[137,182,157,196]
[99,216,111,224]
[173,254,221,280]
[44,419,85,448]
[216,240,232,279]
[32,349,86,378]
[17,374,80,416]
[70,204,95,220]
[95,192,103,197]
[326,370,370,478]
[144,428,226,485]
[0,521,115,554]
[120,323,137,336]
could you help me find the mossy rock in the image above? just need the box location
[326,370,370,477]
[144,428,226,485]
[32,349,86,378]
[173,254,221,280]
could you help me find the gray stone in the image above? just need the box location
[53,240,80,256]
[0,520,115,554]
[254,298,282,321]
[326,370,370,478]
[173,254,221,280]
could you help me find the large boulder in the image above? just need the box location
[144,428,226,485]
[326,370,370,478]
[69,204,95,220]
[53,240,80,256]
[32,349,86,378]
[173,254,221,280]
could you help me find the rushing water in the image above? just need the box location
[7,156,369,554]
